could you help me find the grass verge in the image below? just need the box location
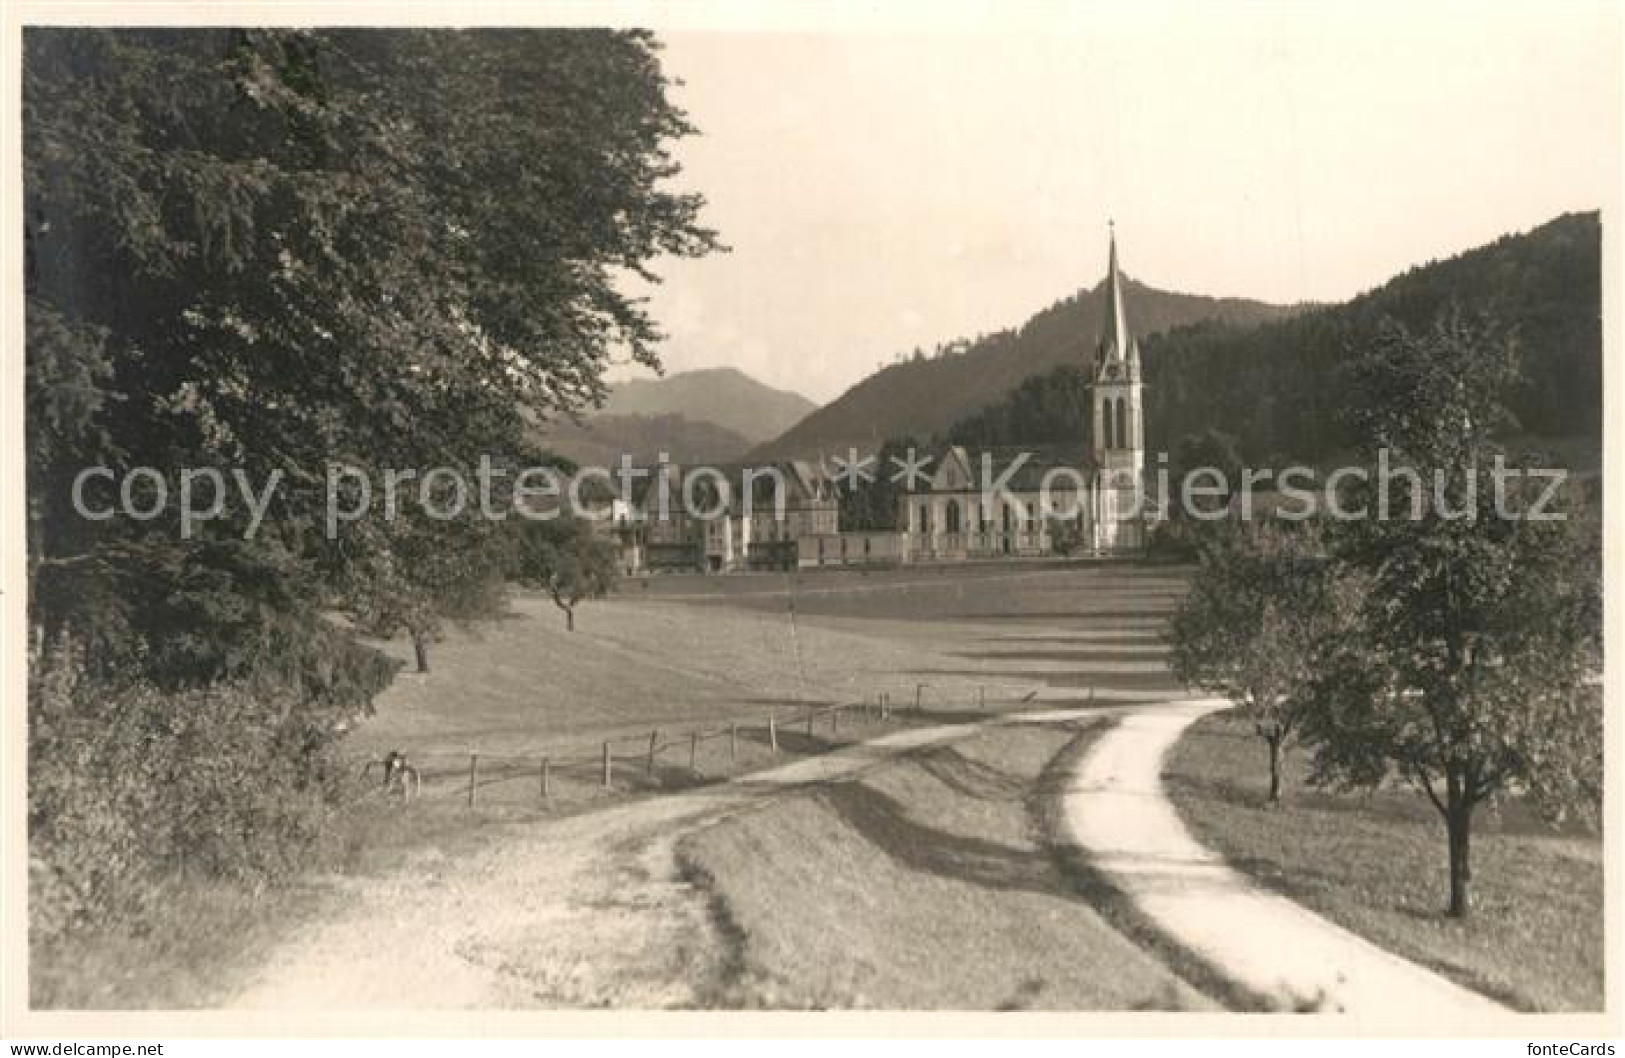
[1162,710,1603,1012]
[677,720,1212,1010]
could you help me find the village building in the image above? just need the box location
[623,459,842,573]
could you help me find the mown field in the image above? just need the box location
[353,561,1192,767]
[1163,710,1605,1011]
[328,561,1191,825]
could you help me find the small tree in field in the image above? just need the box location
[1167,522,1348,803]
[1046,515,1085,557]
[1169,429,1245,517]
[1302,307,1602,918]
[512,517,619,631]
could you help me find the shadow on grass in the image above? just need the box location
[916,669,1186,692]
[1167,767,1442,830]
[983,633,1172,646]
[911,745,1031,802]
[954,648,1173,664]
[814,777,1058,898]
[939,610,1175,623]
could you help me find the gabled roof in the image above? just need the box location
[901,443,1095,492]
[621,459,834,513]
[783,458,833,501]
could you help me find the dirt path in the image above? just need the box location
[230,707,1120,1010]
[1060,700,1515,1020]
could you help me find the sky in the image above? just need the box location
[613,3,1621,404]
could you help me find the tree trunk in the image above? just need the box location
[550,591,575,631]
[1445,783,1474,918]
[412,630,430,673]
[1266,735,1284,805]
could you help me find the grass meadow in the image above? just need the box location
[40,559,1603,1011]
[44,561,1182,1007]
[1163,710,1604,1011]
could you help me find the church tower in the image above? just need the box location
[1090,224,1144,481]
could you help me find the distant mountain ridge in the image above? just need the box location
[751,278,1300,459]
[544,412,755,467]
[543,367,818,467]
[600,367,817,444]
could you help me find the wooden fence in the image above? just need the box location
[356,682,1040,810]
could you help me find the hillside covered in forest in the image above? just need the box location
[946,211,1601,466]
[750,280,1299,459]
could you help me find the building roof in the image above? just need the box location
[901,443,1095,493]
[621,459,835,512]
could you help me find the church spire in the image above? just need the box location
[1097,221,1136,369]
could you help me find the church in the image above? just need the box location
[612,228,1153,574]
[893,228,1152,560]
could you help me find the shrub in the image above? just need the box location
[27,636,391,944]
[1146,519,1202,562]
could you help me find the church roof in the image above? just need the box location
[902,443,1096,493]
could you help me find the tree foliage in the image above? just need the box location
[1168,522,1351,802]
[837,435,922,530]
[1301,308,1601,916]
[1167,305,1600,917]
[511,517,620,631]
[24,30,716,948]
[25,28,718,690]
[1167,429,1245,516]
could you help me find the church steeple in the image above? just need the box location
[1088,222,1145,476]
[1096,222,1139,374]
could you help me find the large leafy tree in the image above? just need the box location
[1303,307,1601,917]
[1168,522,1350,803]
[25,29,719,693]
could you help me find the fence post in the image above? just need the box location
[647,730,659,776]
[979,685,986,710]
[833,704,840,732]
[467,753,479,809]
[541,757,551,804]
[689,731,699,772]
[915,683,923,713]
[806,709,815,737]
[768,713,778,753]
[730,723,738,762]
[602,741,612,789]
